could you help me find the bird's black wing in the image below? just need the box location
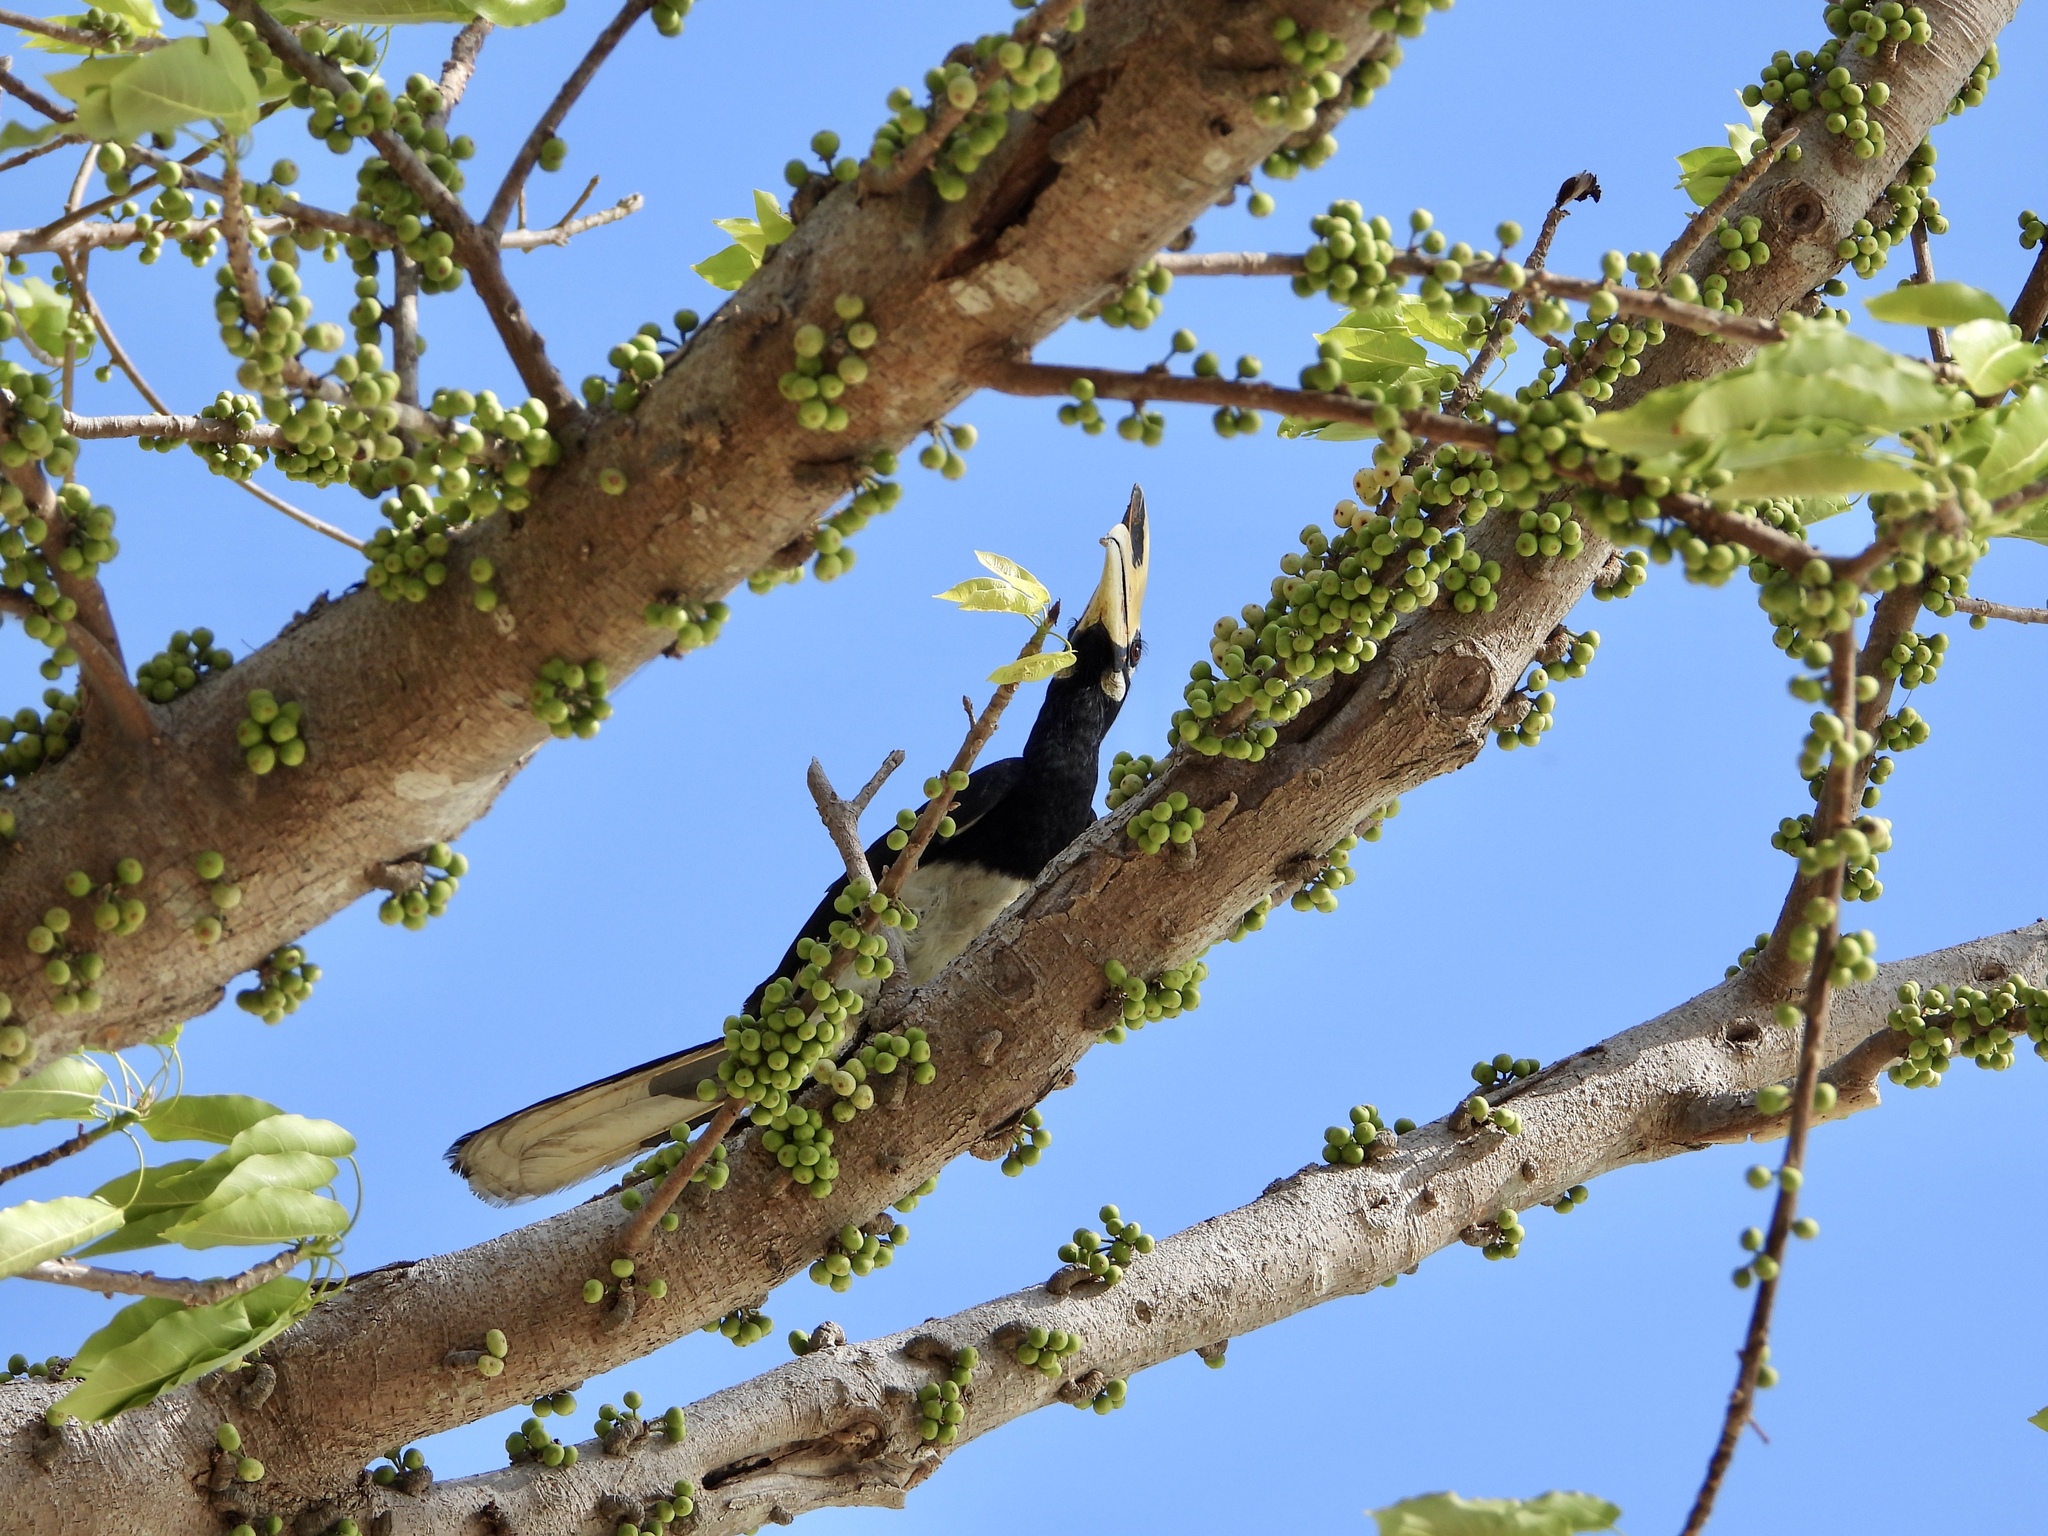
[449,758,1026,1204]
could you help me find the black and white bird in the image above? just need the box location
[448,489,1150,1204]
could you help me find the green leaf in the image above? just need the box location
[1949,319,2039,398]
[1865,280,2009,328]
[1712,446,1925,503]
[3,275,75,358]
[1677,329,1970,438]
[161,1186,349,1249]
[0,1055,109,1128]
[472,0,565,21]
[225,1112,355,1159]
[691,243,760,292]
[751,188,793,246]
[933,576,1043,617]
[0,1196,124,1278]
[0,118,65,151]
[266,0,478,21]
[1276,416,1380,442]
[1966,386,2048,503]
[141,1093,281,1145]
[52,1276,313,1423]
[74,1205,193,1258]
[2030,1406,2048,1433]
[973,551,1051,610]
[988,651,1076,685]
[182,1150,339,1215]
[1674,144,1743,207]
[1372,1491,1622,1536]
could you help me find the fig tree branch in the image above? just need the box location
[307,920,2048,1536]
[21,1244,309,1307]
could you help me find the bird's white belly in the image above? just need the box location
[896,862,1032,985]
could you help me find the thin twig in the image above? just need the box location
[482,0,654,235]
[64,409,289,450]
[1661,127,1801,277]
[806,751,905,892]
[232,478,364,552]
[0,135,82,175]
[865,0,1086,195]
[1909,221,1951,365]
[1952,594,2048,625]
[0,1113,132,1188]
[23,1244,309,1307]
[0,8,150,51]
[1680,628,1855,1536]
[615,1098,744,1254]
[1991,474,2048,518]
[980,356,1833,576]
[219,154,268,325]
[0,57,73,122]
[1448,187,1578,412]
[499,192,643,251]
[231,0,577,421]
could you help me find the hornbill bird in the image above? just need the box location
[449,489,1150,1204]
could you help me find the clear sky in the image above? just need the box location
[4,3,2046,1532]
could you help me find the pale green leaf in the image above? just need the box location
[1865,280,2009,328]
[2030,1406,2048,1433]
[1276,415,1379,442]
[988,651,1076,685]
[691,243,759,291]
[100,27,260,140]
[180,1151,340,1220]
[162,1186,348,1249]
[933,577,1043,617]
[1321,322,1428,369]
[0,1055,108,1128]
[1967,386,2048,503]
[0,1196,124,1278]
[1676,329,1970,437]
[1949,319,2039,398]
[751,188,793,246]
[92,1159,218,1214]
[3,275,75,357]
[473,0,563,20]
[1575,379,1706,454]
[226,1113,355,1159]
[1372,1490,1622,1536]
[1674,144,1743,207]
[1711,447,1925,503]
[973,551,1050,610]
[267,0,477,21]
[0,118,65,150]
[74,1206,192,1258]
[53,1277,313,1422]
[141,1093,281,1145]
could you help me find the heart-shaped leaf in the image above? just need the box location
[1865,280,2009,328]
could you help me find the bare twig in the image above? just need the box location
[1448,183,1580,411]
[1952,593,2048,625]
[231,0,577,421]
[500,192,643,251]
[436,16,493,113]
[0,8,154,52]
[0,57,73,122]
[63,409,288,450]
[392,253,421,406]
[806,751,904,891]
[1991,474,2048,518]
[615,1098,745,1255]
[232,478,365,552]
[219,155,268,326]
[23,1244,309,1307]
[0,1113,132,1188]
[1661,127,1801,277]
[1909,220,1951,364]
[1680,628,1857,1536]
[1149,251,1304,278]
[0,135,81,175]
[482,0,654,235]
[866,0,1086,195]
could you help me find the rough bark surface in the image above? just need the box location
[2,0,1402,1065]
[0,1,2016,1531]
[10,923,2036,1536]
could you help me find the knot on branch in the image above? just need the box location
[1044,1263,1099,1297]
[900,1334,957,1368]
[597,1494,646,1529]
[972,1030,1004,1066]
[802,1320,847,1352]
[369,859,425,895]
[1056,1368,1106,1406]
[1195,1340,1229,1367]
[235,1361,277,1411]
[29,1418,66,1469]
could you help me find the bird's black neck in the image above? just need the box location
[1017,625,1123,818]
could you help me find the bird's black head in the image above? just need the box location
[1067,484,1149,705]
[1021,487,1149,773]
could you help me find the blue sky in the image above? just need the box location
[4,2,2047,1531]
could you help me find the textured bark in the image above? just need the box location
[1,0,1405,1066]
[0,2,2016,1531]
[10,922,2034,1536]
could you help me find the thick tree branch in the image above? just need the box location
[0,15,2006,1530]
[2012,239,2048,343]
[436,16,492,112]
[176,920,2048,1536]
